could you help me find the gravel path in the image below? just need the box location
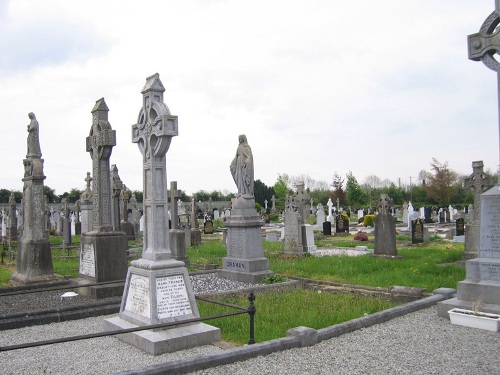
[2,306,500,374]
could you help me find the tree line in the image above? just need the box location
[1,158,490,210]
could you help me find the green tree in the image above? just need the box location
[345,171,368,208]
[384,183,404,205]
[133,190,143,203]
[423,158,459,206]
[273,173,292,209]
[331,172,346,206]
[43,185,58,203]
[254,179,275,209]
[0,189,12,203]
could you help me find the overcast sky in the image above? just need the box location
[0,0,498,196]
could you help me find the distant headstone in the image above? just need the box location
[322,220,332,236]
[283,195,305,255]
[80,172,93,234]
[204,219,214,234]
[335,213,349,235]
[456,217,465,236]
[61,198,71,246]
[423,206,433,223]
[271,195,277,213]
[7,193,18,241]
[373,194,399,258]
[463,160,494,260]
[316,203,325,228]
[327,198,334,223]
[411,218,424,244]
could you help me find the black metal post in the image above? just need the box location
[247,291,256,345]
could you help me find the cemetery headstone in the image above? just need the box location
[76,98,128,299]
[335,213,349,235]
[283,195,305,255]
[190,199,201,246]
[411,218,424,244]
[322,220,332,236]
[169,181,189,265]
[7,193,18,241]
[316,203,325,229]
[74,199,81,235]
[110,164,123,231]
[373,194,399,258]
[327,198,334,222]
[220,134,272,282]
[463,161,494,260]
[11,112,61,285]
[105,73,219,354]
[456,217,465,236]
[61,198,72,246]
[204,219,214,234]
[80,172,94,234]
[271,194,277,213]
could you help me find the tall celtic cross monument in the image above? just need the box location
[438,2,500,316]
[77,98,128,298]
[105,73,219,355]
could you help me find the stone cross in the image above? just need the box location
[468,2,500,176]
[81,172,93,203]
[86,98,116,232]
[336,198,340,212]
[264,199,268,210]
[191,199,199,229]
[110,164,123,231]
[132,73,178,261]
[464,161,494,222]
[120,184,130,224]
[169,181,182,229]
[271,195,276,213]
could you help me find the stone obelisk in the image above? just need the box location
[104,73,219,355]
[11,113,61,285]
[76,98,128,298]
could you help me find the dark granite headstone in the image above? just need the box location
[424,206,433,223]
[456,218,465,236]
[322,221,332,236]
[412,218,424,244]
[204,219,214,234]
[336,214,348,233]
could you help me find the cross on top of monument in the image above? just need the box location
[468,2,500,178]
[132,73,178,161]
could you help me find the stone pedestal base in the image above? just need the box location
[11,238,63,286]
[76,230,128,298]
[104,258,220,355]
[104,317,220,356]
[219,257,272,283]
[220,197,272,282]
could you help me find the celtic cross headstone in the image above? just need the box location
[77,98,128,298]
[105,73,219,354]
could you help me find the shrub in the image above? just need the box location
[354,232,369,241]
[269,213,280,222]
[363,214,375,227]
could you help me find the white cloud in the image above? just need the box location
[0,0,498,197]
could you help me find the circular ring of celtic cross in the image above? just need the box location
[479,11,500,71]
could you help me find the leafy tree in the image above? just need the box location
[273,173,292,209]
[331,172,346,206]
[310,188,331,206]
[133,190,143,203]
[345,171,368,208]
[43,185,58,203]
[254,179,275,208]
[0,189,12,203]
[423,158,459,206]
[385,183,404,205]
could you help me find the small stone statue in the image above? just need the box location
[27,112,42,159]
[230,134,254,198]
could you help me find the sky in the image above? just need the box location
[0,0,499,196]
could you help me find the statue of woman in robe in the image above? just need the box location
[230,134,254,198]
[27,112,42,159]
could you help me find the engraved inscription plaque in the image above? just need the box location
[480,193,500,258]
[124,274,151,318]
[79,243,96,277]
[156,275,192,319]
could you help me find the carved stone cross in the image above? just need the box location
[468,2,500,174]
[86,98,116,232]
[169,181,182,230]
[132,73,178,261]
[464,161,494,221]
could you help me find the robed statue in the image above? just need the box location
[27,112,42,159]
[230,134,254,198]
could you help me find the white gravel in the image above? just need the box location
[2,305,500,374]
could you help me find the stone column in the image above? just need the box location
[80,172,93,234]
[11,112,61,285]
[7,193,18,241]
[105,73,219,354]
